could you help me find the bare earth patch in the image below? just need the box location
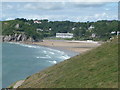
[13,80,25,88]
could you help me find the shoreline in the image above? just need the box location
[7,41,79,57]
[20,39,101,55]
[4,39,101,58]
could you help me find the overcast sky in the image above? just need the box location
[1,2,118,22]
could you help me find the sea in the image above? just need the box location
[2,42,77,88]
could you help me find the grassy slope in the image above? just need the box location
[19,37,118,88]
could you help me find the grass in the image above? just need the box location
[19,36,118,88]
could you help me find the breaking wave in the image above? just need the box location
[48,60,57,64]
[36,55,51,59]
[8,42,71,63]
[8,42,40,49]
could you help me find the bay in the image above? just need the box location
[2,42,71,88]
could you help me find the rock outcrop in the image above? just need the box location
[2,33,34,42]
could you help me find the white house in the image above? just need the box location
[49,28,52,31]
[111,31,120,35]
[34,20,41,24]
[72,27,75,31]
[117,31,120,35]
[88,25,94,30]
[111,31,116,34]
[15,24,19,29]
[91,33,96,38]
[56,33,73,38]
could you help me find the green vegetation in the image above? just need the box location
[19,36,118,88]
[2,18,119,41]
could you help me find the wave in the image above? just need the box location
[36,56,48,59]
[47,48,64,54]
[48,51,55,55]
[60,55,70,60]
[8,42,20,45]
[19,44,40,49]
[43,50,55,55]
[8,42,40,49]
[8,42,70,61]
[36,55,51,59]
[8,42,65,55]
[48,60,57,64]
[43,50,47,54]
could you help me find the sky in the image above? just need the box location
[1,2,118,22]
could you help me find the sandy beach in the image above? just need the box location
[23,40,101,54]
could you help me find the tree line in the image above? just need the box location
[1,18,119,41]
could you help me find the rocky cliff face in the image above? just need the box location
[2,34,34,42]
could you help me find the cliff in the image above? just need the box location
[2,34,34,42]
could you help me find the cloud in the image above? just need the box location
[23,2,65,10]
[94,12,107,18]
[18,14,67,20]
[72,2,107,8]
[2,3,13,10]
[2,0,120,2]
[105,8,110,10]
[1,2,118,22]
[5,17,15,20]
[15,12,117,22]
[93,12,117,21]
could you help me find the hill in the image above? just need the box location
[18,36,118,88]
[1,19,119,41]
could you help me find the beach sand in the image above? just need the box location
[23,40,101,54]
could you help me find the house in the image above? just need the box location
[117,31,120,35]
[72,27,75,31]
[49,28,52,31]
[111,31,120,35]
[88,25,94,30]
[34,20,41,24]
[111,31,116,34]
[91,33,96,38]
[56,33,73,38]
[15,24,19,29]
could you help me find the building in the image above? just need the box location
[15,24,19,29]
[88,25,94,30]
[111,31,120,35]
[49,28,52,31]
[91,33,96,38]
[56,33,73,38]
[117,31,120,35]
[34,20,41,24]
[72,27,75,31]
[111,31,116,34]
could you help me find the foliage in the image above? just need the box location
[2,18,119,41]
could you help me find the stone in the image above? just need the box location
[17,34,22,41]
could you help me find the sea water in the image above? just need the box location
[2,42,71,88]
[0,42,2,89]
